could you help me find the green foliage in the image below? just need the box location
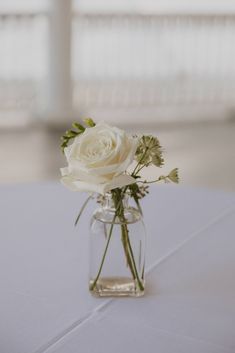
[84,118,96,127]
[61,122,85,153]
[72,122,85,131]
[61,118,96,153]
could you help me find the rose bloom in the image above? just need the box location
[60,122,138,194]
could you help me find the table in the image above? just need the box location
[0,182,235,353]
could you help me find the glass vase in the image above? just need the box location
[89,193,146,297]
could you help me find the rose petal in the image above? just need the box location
[61,174,136,194]
[61,122,139,191]
[102,174,136,193]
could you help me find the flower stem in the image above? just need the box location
[122,222,144,291]
[90,213,117,291]
[121,224,136,279]
[138,176,165,184]
[117,195,144,292]
[74,195,93,226]
[90,191,144,293]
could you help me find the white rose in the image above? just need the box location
[60,122,138,194]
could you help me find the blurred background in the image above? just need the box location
[0,0,235,190]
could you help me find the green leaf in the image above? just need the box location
[72,122,85,131]
[60,122,86,153]
[66,130,78,137]
[83,118,96,127]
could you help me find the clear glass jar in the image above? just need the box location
[89,193,146,297]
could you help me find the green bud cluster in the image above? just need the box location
[60,118,96,152]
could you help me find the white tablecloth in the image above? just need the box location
[0,183,235,353]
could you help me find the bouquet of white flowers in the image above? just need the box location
[61,118,179,296]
